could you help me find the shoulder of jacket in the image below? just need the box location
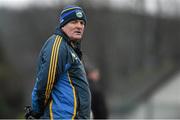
[46,35,64,46]
[45,34,71,51]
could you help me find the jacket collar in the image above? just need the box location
[54,24,69,42]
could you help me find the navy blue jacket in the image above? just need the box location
[32,27,91,119]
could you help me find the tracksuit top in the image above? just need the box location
[31,27,91,119]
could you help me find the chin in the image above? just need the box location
[72,36,82,41]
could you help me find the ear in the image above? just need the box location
[61,26,64,31]
[61,26,66,33]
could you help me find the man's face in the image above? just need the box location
[62,19,85,41]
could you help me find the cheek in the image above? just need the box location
[64,28,73,36]
[81,29,84,34]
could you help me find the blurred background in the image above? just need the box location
[0,0,180,119]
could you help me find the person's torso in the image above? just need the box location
[41,34,91,119]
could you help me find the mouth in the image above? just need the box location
[74,31,82,35]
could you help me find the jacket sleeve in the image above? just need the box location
[31,36,69,113]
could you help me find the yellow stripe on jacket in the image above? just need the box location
[68,73,77,120]
[44,35,62,105]
[49,100,53,120]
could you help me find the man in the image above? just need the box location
[26,5,91,119]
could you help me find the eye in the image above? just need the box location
[80,20,85,25]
